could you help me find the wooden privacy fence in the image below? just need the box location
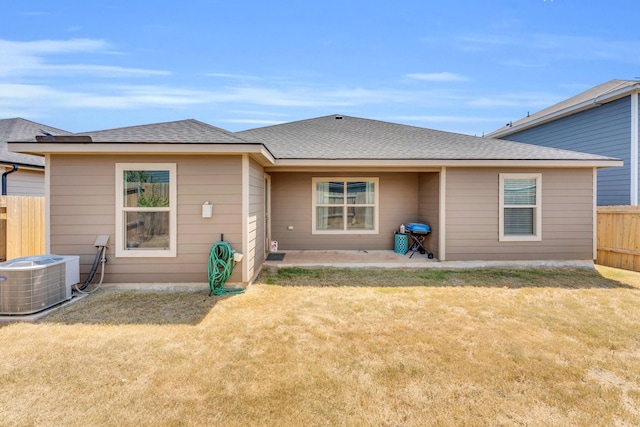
[0,196,45,262]
[597,205,640,272]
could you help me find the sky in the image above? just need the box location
[1,0,639,136]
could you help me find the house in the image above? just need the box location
[8,115,621,286]
[487,79,640,206]
[0,118,71,195]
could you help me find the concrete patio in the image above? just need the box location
[263,250,435,268]
[262,250,595,270]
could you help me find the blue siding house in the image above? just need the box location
[487,80,640,206]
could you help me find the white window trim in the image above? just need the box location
[311,177,379,235]
[115,163,177,257]
[499,173,542,242]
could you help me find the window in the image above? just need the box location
[312,178,378,234]
[115,163,177,257]
[499,173,541,241]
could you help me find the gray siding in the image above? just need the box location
[503,96,631,205]
[445,168,594,261]
[0,167,44,196]
[49,155,244,284]
[270,172,424,250]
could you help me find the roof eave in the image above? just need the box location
[488,83,640,138]
[266,158,623,171]
[7,142,276,166]
[0,160,45,170]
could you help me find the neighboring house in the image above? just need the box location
[0,118,71,196]
[9,115,621,286]
[487,79,640,206]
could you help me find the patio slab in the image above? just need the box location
[262,250,595,270]
[263,250,437,268]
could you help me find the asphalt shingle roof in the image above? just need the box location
[238,114,617,161]
[6,115,620,164]
[78,119,250,144]
[0,118,71,166]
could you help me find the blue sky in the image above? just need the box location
[1,0,639,135]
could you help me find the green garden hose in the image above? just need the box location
[208,241,244,295]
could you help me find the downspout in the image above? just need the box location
[1,165,18,195]
[631,92,639,205]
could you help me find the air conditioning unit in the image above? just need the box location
[0,255,79,315]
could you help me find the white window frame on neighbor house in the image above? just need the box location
[115,163,177,257]
[312,177,379,234]
[499,173,542,242]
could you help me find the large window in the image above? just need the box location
[115,163,177,257]
[499,173,541,241]
[312,178,378,234]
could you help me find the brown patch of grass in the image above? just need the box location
[0,266,639,426]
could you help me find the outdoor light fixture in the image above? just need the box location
[202,201,213,218]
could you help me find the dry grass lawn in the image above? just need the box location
[1,265,640,426]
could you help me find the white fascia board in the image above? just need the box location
[0,163,44,172]
[7,143,276,165]
[269,158,623,170]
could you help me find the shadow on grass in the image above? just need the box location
[19,267,634,327]
[258,267,638,289]
[36,288,236,326]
